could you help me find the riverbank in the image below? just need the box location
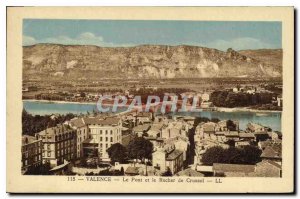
[23,99,97,105]
[216,107,282,113]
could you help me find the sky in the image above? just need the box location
[23,19,282,51]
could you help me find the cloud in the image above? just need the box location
[23,32,134,47]
[23,35,37,46]
[205,37,277,51]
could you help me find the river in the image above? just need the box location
[23,100,281,131]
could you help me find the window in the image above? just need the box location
[105,137,108,142]
[110,130,113,135]
[47,152,51,157]
[100,137,102,141]
[105,130,108,135]
[47,144,50,150]
[110,137,113,142]
[106,144,108,148]
[42,152,45,157]
[100,130,102,135]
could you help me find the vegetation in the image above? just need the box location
[85,168,124,176]
[130,88,191,104]
[24,162,51,175]
[201,145,262,166]
[22,109,76,136]
[210,90,274,108]
[161,167,173,176]
[187,128,196,165]
[107,143,128,164]
[127,137,153,163]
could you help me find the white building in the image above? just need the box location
[82,117,123,161]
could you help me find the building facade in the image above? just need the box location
[36,124,77,167]
[21,135,43,173]
[69,118,89,159]
[82,117,123,161]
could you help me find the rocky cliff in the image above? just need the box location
[23,44,282,79]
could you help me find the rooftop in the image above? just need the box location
[261,146,282,159]
[166,149,183,161]
[239,132,255,138]
[83,117,120,126]
[70,118,86,128]
[132,124,151,132]
[224,131,239,137]
[202,122,216,132]
[175,168,204,177]
[22,135,39,145]
[213,163,255,173]
[37,124,73,136]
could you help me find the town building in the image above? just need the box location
[246,123,267,133]
[82,117,123,162]
[132,124,151,137]
[36,124,77,167]
[69,117,89,159]
[213,163,256,177]
[22,135,43,173]
[152,145,184,175]
[260,145,282,164]
[136,112,153,124]
[175,168,204,177]
[254,160,282,177]
[161,121,190,139]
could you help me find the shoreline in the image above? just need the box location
[216,107,282,113]
[23,99,98,105]
[23,99,282,113]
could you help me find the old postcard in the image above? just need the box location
[7,7,294,193]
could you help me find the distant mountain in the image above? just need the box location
[23,44,282,80]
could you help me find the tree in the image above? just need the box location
[187,128,195,164]
[226,120,237,131]
[107,143,128,164]
[201,146,262,165]
[161,167,173,176]
[120,167,125,175]
[201,146,225,166]
[239,145,262,164]
[127,137,153,163]
[22,109,76,136]
[226,139,236,148]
